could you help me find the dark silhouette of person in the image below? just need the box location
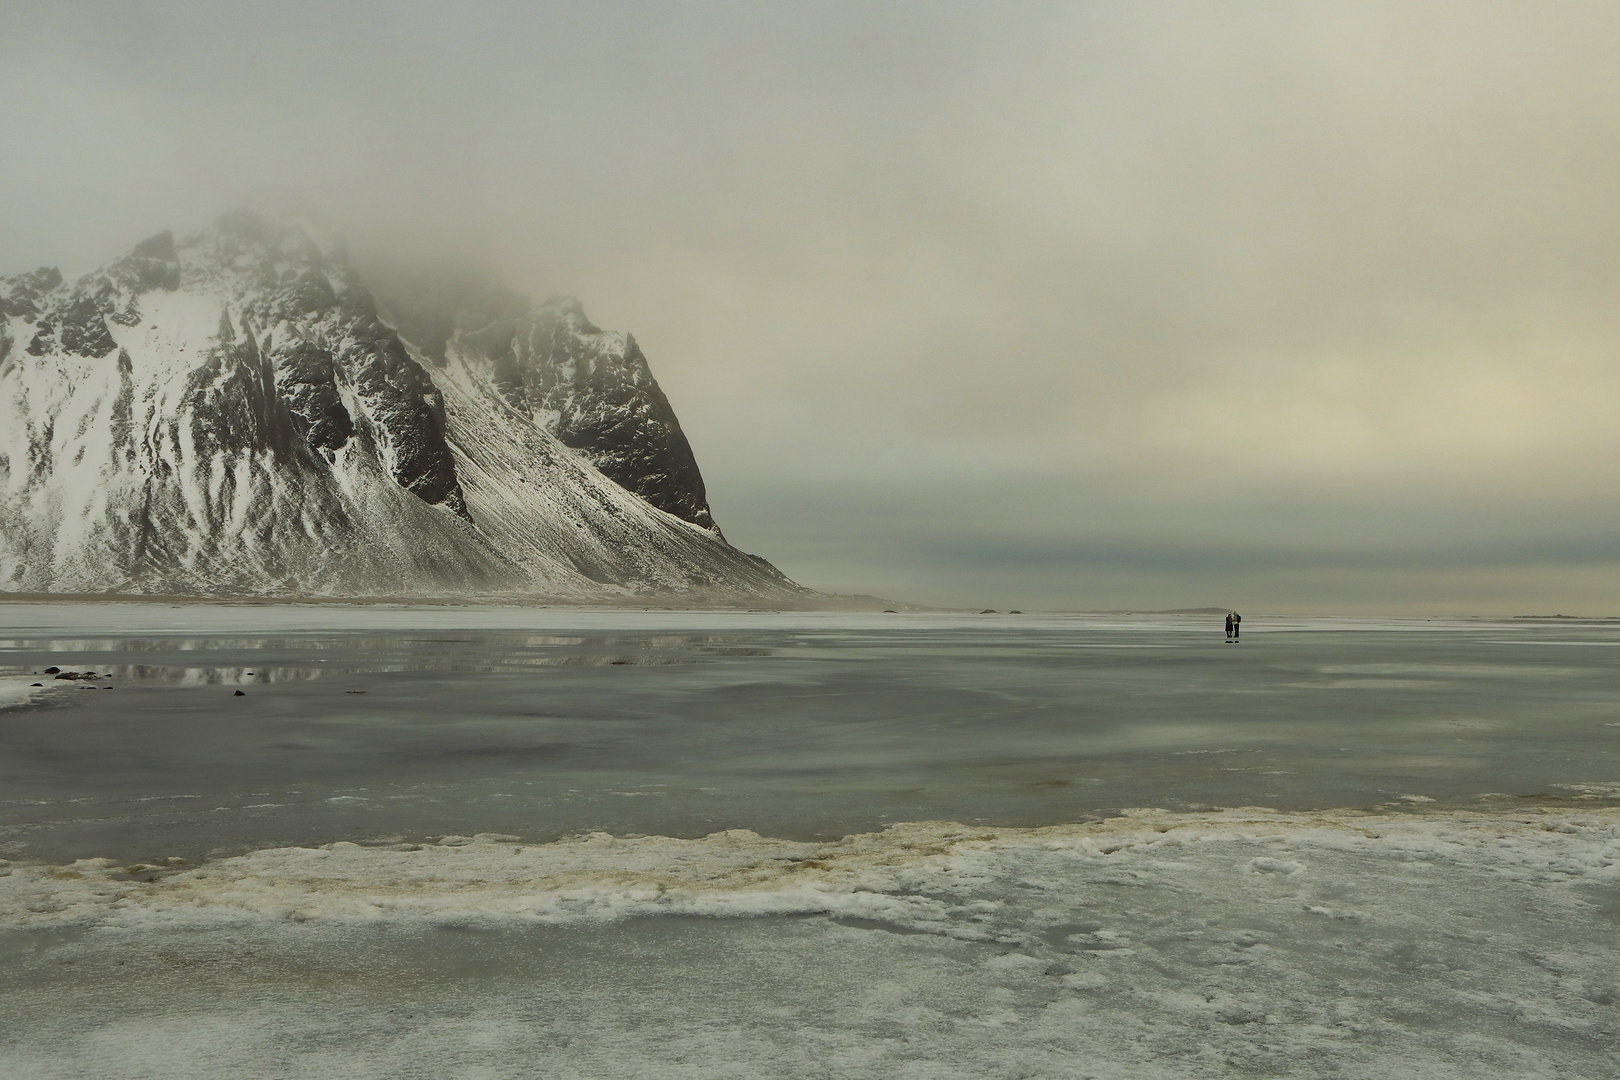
[1224,613,1233,641]
[1232,612,1241,641]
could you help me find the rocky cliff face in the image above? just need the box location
[377,280,716,530]
[0,212,799,600]
[483,297,716,530]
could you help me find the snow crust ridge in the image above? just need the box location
[5,807,1618,933]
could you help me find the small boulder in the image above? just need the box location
[234,690,246,697]
[43,667,60,674]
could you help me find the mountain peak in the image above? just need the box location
[539,294,596,329]
[180,209,345,282]
[0,217,797,600]
[130,229,176,262]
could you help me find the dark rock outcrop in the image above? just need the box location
[493,298,715,530]
[373,275,716,530]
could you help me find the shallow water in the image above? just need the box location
[3,608,1619,864]
[2,606,1618,1078]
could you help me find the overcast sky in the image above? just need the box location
[7,1,1620,612]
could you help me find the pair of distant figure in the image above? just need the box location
[1224,611,1242,642]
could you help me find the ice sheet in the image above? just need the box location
[4,807,1618,1078]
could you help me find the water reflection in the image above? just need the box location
[6,614,1619,867]
[0,633,774,685]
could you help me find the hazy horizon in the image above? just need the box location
[7,1,1620,614]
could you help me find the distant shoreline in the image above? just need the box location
[4,596,1615,619]
[0,591,926,612]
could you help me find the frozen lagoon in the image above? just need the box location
[1,606,1617,1077]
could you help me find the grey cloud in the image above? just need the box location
[4,1,1620,611]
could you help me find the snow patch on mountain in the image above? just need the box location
[0,213,801,600]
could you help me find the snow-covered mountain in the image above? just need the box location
[0,211,802,601]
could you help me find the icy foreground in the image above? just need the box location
[4,808,1619,1078]
[6,610,1620,1075]
[0,213,797,599]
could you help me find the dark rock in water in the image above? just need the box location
[43,666,60,674]
[1008,610,1023,614]
[979,609,998,614]
[234,690,246,696]
[30,682,41,687]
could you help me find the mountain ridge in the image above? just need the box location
[0,211,803,601]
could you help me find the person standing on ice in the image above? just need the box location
[1224,613,1234,641]
[1232,611,1241,641]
